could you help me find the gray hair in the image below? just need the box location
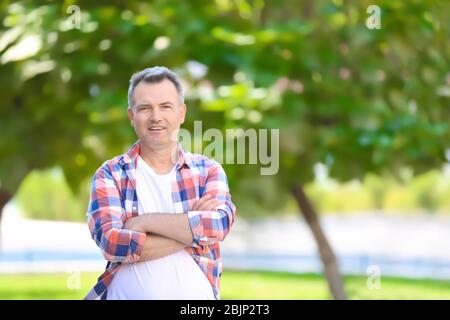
[127,66,184,110]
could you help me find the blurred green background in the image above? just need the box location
[0,0,449,300]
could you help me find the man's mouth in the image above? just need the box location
[148,126,166,132]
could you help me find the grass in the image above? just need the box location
[0,270,449,300]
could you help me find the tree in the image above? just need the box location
[1,0,449,299]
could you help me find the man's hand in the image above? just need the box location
[192,194,219,211]
[123,215,147,234]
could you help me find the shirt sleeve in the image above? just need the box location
[187,161,236,246]
[87,165,146,263]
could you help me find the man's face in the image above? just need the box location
[128,79,186,150]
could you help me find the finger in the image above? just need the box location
[197,199,218,211]
[201,202,219,211]
[194,199,213,211]
[192,199,203,211]
[192,194,212,210]
[198,198,216,208]
[192,200,201,211]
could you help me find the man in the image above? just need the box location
[85,66,236,300]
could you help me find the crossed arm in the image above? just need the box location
[126,195,219,262]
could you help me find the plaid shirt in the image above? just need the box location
[84,140,236,300]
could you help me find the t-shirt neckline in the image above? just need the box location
[137,155,176,177]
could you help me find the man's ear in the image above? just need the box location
[179,103,187,124]
[127,107,134,127]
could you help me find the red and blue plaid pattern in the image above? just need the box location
[84,140,236,300]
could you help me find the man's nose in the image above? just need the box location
[149,108,162,123]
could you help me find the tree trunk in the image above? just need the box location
[0,188,13,251]
[291,184,347,300]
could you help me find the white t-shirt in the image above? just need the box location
[107,155,215,300]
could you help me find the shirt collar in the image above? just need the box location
[120,140,192,170]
